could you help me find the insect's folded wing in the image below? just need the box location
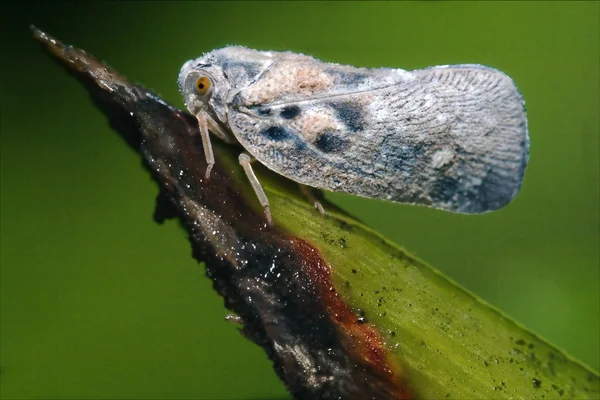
[228,62,529,214]
[408,65,530,213]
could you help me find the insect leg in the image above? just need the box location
[196,111,215,180]
[238,153,272,226]
[299,185,325,215]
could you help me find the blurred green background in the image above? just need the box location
[1,1,598,399]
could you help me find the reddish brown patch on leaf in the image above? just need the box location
[288,237,413,399]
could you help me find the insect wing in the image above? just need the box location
[227,59,529,214]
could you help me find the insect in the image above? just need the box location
[178,46,529,225]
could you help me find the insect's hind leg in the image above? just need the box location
[299,185,325,215]
[238,153,272,226]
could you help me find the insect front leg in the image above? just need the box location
[299,184,325,215]
[238,153,272,226]
[196,112,215,180]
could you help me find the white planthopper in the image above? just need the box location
[178,46,529,225]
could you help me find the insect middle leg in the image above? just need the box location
[299,184,325,215]
[238,153,272,226]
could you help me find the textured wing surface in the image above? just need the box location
[227,57,529,213]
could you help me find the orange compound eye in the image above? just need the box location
[195,76,211,95]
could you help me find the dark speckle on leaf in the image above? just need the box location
[533,378,542,388]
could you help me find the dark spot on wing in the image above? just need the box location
[430,176,459,205]
[430,161,520,213]
[228,61,261,78]
[280,105,301,119]
[474,168,516,212]
[231,93,244,111]
[256,107,272,116]
[517,132,529,182]
[329,101,365,132]
[216,54,262,80]
[314,131,348,153]
[378,142,427,181]
[261,125,291,141]
[325,68,369,85]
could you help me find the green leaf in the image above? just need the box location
[266,179,600,398]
